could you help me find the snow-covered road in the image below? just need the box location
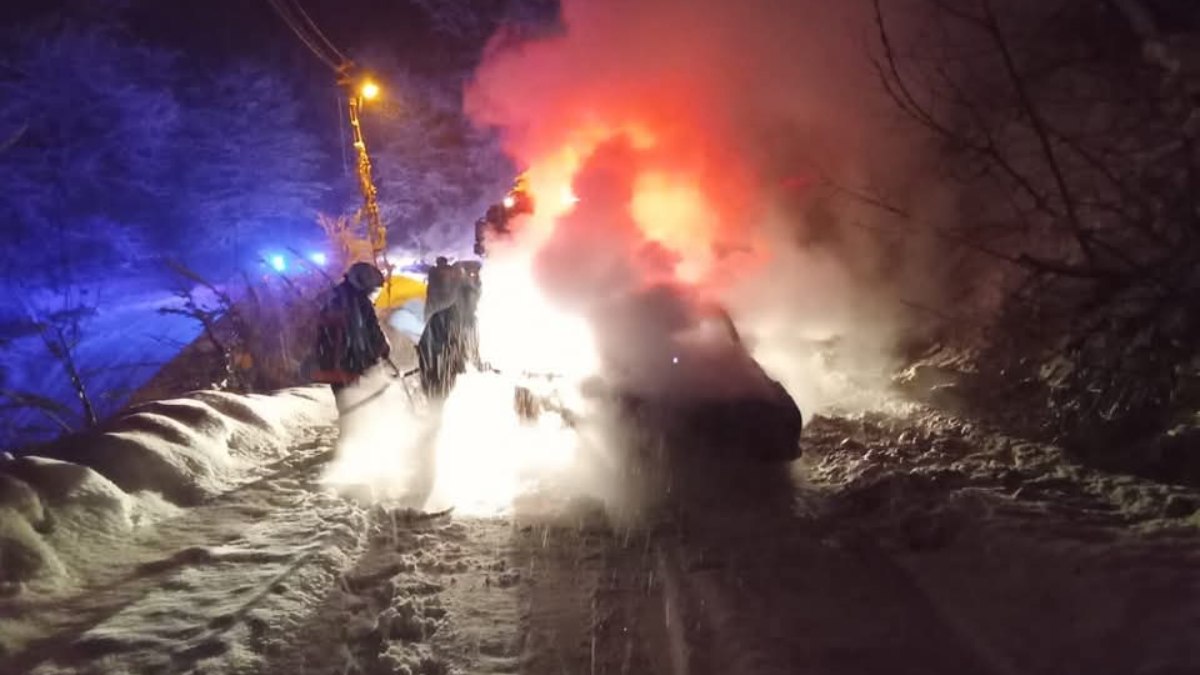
[2,385,1198,675]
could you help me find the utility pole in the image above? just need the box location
[338,66,388,273]
[262,0,390,273]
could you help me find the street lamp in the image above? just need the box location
[338,71,388,272]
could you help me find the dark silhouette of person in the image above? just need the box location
[312,261,391,396]
[424,256,461,321]
[417,271,482,400]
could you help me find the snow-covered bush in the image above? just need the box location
[143,269,331,401]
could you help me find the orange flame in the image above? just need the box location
[508,109,765,299]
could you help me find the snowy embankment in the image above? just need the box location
[3,361,1197,674]
[649,408,1200,675]
[0,386,333,604]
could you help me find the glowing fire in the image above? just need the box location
[475,246,599,379]
[324,0,798,515]
[462,103,761,454]
[484,109,762,304]
[630,171,721,282]
[426,372,580,516]
[320,369,583,517]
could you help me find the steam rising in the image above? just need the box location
[466,0,931,411]
[323,0,938,513]
[321,368,599,516]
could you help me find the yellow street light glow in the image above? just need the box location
[361,81,380,100]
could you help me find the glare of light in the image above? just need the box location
[321,373,427,501]
[425,372,580,516]
[475,247,599,380]
[310,252,328,266]
[319,369,585,516]
[360,80,380,101]
[503,195,516,209]
[269,255,286,272]
[513,121,657,229]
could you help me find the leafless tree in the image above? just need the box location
[160,262,250,392]
[157,260,330,396]
[0,289,102,435]
[870,0,1200,434]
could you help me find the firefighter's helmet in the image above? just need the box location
[346,261,385,292]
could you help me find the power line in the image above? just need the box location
[283,0,350,67]
[262,0,389,269]
[264,0,343,71]
[266,0,340,70]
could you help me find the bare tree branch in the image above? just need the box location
[980,0,1094,262]
[0,388,76,434]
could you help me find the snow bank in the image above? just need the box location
[801,410,1200,673]
[0,386,333,594]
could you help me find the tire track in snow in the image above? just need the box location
[260,500,672,675]
[261,509,506,675]
[638,447,1006,675]
[11,396,1128,675]
[5,412,676,675]
[504,510,670,675]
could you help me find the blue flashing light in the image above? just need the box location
[310,252,328,266]
[269,255,286,272]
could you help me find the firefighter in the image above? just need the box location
[424,256,459,321]
[473,217,490,257]
[417,269,482,400]
[311,261,392,399]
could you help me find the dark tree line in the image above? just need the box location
[333,0,561,257]
[0,12,328,292]
[0,0,559,294]
[0,11,327,444]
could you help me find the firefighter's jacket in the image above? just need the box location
[312,281,391,385]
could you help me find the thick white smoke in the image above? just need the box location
[465,0,943,412]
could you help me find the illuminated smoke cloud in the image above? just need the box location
[466,0,931,409]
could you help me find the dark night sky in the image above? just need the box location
[126,0,465,70]
[121,0,454,158]
[2,0,436,57]
[5,0,1199,89]
[1,0,474,97]
[1,0,508,158]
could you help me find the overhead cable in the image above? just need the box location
[264,0,343,71]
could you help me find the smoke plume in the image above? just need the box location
[466,0,939,412]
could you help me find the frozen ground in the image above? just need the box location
[1,373,1197,674]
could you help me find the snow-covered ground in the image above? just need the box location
[2,372,1197,674]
